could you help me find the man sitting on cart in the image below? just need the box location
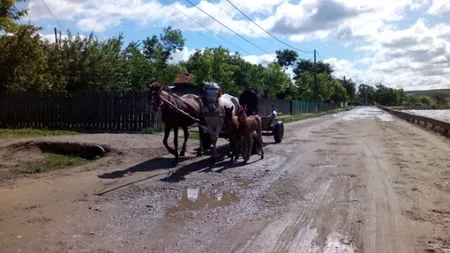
[239,82,259,116]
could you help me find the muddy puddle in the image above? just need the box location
[165,184,240,220]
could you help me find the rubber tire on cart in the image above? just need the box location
[273,121,284,144]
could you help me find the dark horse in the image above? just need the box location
[149,82,205,165]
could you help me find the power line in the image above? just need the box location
[184,0,270,54]
[213,4,276,47]
[317,50,323,62]
[159,0,250,54]
[224,0,313,54]
[41,0,65,32]
[155,1,218,46]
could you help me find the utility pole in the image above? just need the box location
[54,27,58,45]
[313,49,318,111]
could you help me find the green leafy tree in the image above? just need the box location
[434,94,448,107]
[275,49,298,68]
[0,25,52,92]
[329,79,347,103]
[357,84,375,104]
[123,41,155,90]
[418,96,431,105]
[293,59,333,80]
[338,77,356,101]
[0,0,28,33]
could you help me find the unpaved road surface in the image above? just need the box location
[0,107,449,253]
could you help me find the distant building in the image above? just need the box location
[169,72,200,96]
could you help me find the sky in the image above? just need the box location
[18,0,450,91]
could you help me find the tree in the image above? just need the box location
[420,95,432,106]
[275,49,298,68]
[123,41,155,90]
[260,63,291,98]
[434,94,448,107]
[339,77,356,101]
[142,26,185,64]
[329,80,347,103]
[357,84,375,104]
[0,25,52,92]
[293,59,333,80]
[0,0,28,33]
[142,26,185,84]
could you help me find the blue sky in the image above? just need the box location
[17,0,450,90]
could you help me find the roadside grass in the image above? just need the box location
[189,131,200,140]
[281,107,353,124]
[0,128,78,137]
[143,127,156,134]
[20,154,89,174]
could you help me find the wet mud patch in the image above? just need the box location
[165,183,240,221]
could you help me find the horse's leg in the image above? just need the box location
[233,135,240,162]
[173,127,179,164]
[257,120,264,160]
[229,135,236,162]
[212,121,222,160]
[248,133,254,160]
[197,125,203,157]
[228,134,234,158]
[180,126,189,157]
[163,125,176,156]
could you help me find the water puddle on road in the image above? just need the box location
[165,184,240,220]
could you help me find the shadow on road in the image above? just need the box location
[161,146,262,183]
[97,157,178,179]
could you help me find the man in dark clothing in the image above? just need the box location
[239,82,259,116]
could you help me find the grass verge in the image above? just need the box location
[280,107,353,123]
[189,131,200,140]
[0,128,78,137]
[21,154,89,174]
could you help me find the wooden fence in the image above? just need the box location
[0,91,156,132]
[0,91,339,132]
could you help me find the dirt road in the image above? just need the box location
[0,107,449,253]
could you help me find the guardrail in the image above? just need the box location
[377,105,450,137]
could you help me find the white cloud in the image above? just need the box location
[242,53,275,66]
[39,33,87,43]
[168,46,197,64]
[25,0,450,90]
[325,19,450,90]
[427,0,450,15]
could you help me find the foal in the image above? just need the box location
[223,106,240,162]
[237,105,264,163]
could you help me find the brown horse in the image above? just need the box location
[149,82,205,165]
[223,105,240,162]
[237,105,264,163]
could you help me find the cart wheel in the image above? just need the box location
[273,121,284,143]
[199,127,212,149]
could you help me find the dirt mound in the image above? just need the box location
[0,141,110,180]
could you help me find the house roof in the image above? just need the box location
[174,72,192,84]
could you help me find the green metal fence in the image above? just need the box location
[291,100,338,114]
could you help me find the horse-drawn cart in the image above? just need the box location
[260,105,284,144]
[198,104,284,156]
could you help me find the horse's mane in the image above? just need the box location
[203,81,221,90]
